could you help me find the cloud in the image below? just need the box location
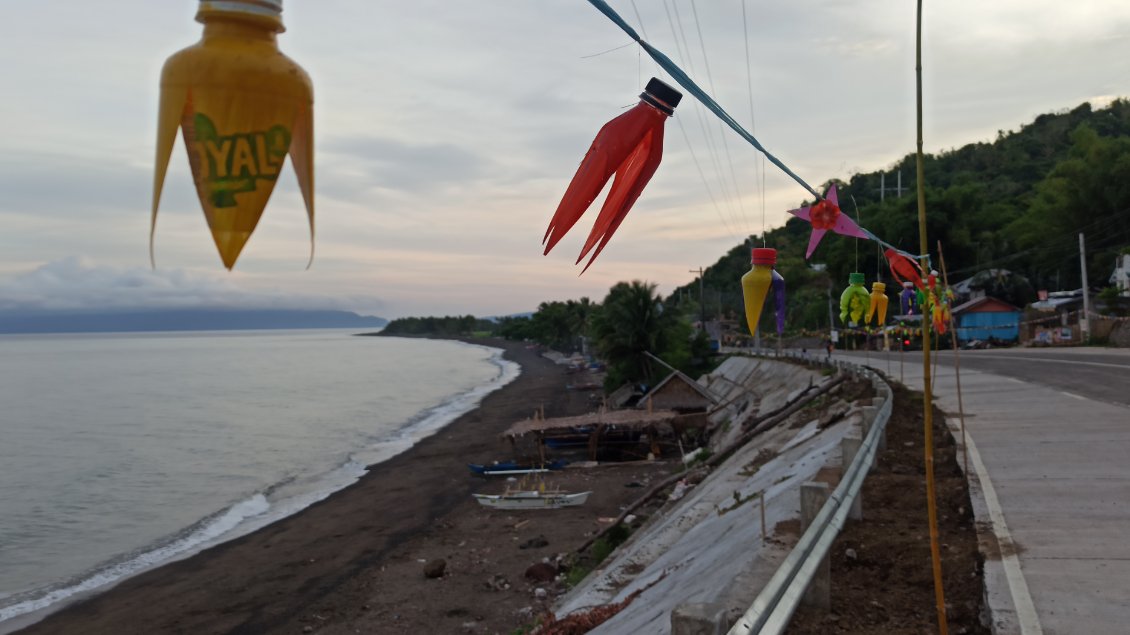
[2,0,1130,320]
[0,257,384,314]
[0,152,150,216]
[320,134,494,194]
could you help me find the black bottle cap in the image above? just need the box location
[640,77,682,115]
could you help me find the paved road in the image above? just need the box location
[842,347,1130,407]
[828,346,1130,635]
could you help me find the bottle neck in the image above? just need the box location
[639,94,675,117]
[201,17,280,43]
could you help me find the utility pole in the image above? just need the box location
[826,279,836,342]
[876,170,909,201]
[689,267,706,330]
[1080,233,1091,342]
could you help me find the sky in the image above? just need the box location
[1,1,1128,319]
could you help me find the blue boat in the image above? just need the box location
[467,459,569,476]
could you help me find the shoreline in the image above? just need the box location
[1,335,521,632]
[12,337,598,635]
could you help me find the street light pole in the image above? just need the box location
[1080,233,1091,342]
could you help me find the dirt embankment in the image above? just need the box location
[787,380,989,635]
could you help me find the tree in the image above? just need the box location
[589,281,689,390]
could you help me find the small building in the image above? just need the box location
[640,371,720,414]
[1023,290,1085,345]
[951,296,1021,343]
[1110,253,1130,296]
[952,268,1014,303]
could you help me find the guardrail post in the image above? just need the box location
[671,602,728,635]
[800,482,831,610]
[840,437,863,520]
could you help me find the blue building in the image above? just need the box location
[951,296,1021,343]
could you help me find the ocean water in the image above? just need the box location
[0,330,519,628]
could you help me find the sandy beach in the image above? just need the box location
[13,338,675,635]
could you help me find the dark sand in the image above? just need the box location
[16,338,676,635]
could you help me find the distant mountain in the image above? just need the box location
[0,308,388,334]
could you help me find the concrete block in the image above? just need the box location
[860,405,885,452]
[840,437,863,520]
[671,602,728,635]
[799,482,831,610]
[800,482,829,533]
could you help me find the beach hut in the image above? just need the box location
[504,409,682,461]
[640,371,719,414]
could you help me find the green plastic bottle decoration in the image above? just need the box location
[839,272,871,326]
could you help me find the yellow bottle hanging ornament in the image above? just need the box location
[867,282,889,325]
[740,248,786,337]
[151,0,314,269]
[839,272,870,326]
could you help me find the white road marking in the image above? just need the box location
[970,354,1130,370]
[1060,391,1088,401]
[964,428,1044,634]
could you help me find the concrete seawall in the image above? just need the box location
[555,357,867,634]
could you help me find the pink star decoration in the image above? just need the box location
[787,185,870,259]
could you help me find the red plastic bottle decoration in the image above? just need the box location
[885,248,926,291]
[543,77,682,271]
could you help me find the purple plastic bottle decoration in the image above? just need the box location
[900,281,917,315]
[772,270,786,335]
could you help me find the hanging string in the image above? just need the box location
[580,41,637,58]
[741,0,766,246]
[662,0,744,233]
[851,194,861,272]
[689,0,752,235]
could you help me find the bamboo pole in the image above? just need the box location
[938,241,969,475]
[916,2,949,632]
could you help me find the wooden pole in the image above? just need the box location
[916,2,949,632]
[938,241,969,475]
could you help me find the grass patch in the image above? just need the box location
[565,524,633,588]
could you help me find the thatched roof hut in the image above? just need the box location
[504,409,682,461]
[504,409,680,438]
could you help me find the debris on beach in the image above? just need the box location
[423,559,446,579]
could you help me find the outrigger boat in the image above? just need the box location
[467,458,568,476]
[473,488,591,510]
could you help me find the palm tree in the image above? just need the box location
[590,281,688,389]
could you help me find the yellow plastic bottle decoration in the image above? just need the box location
[741,248,782,336]
[867,282,889,325]
[151,0,314,269]
[839,272,871,326]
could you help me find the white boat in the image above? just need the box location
[473,489,591,510]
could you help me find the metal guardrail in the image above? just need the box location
[727,352,893,635]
